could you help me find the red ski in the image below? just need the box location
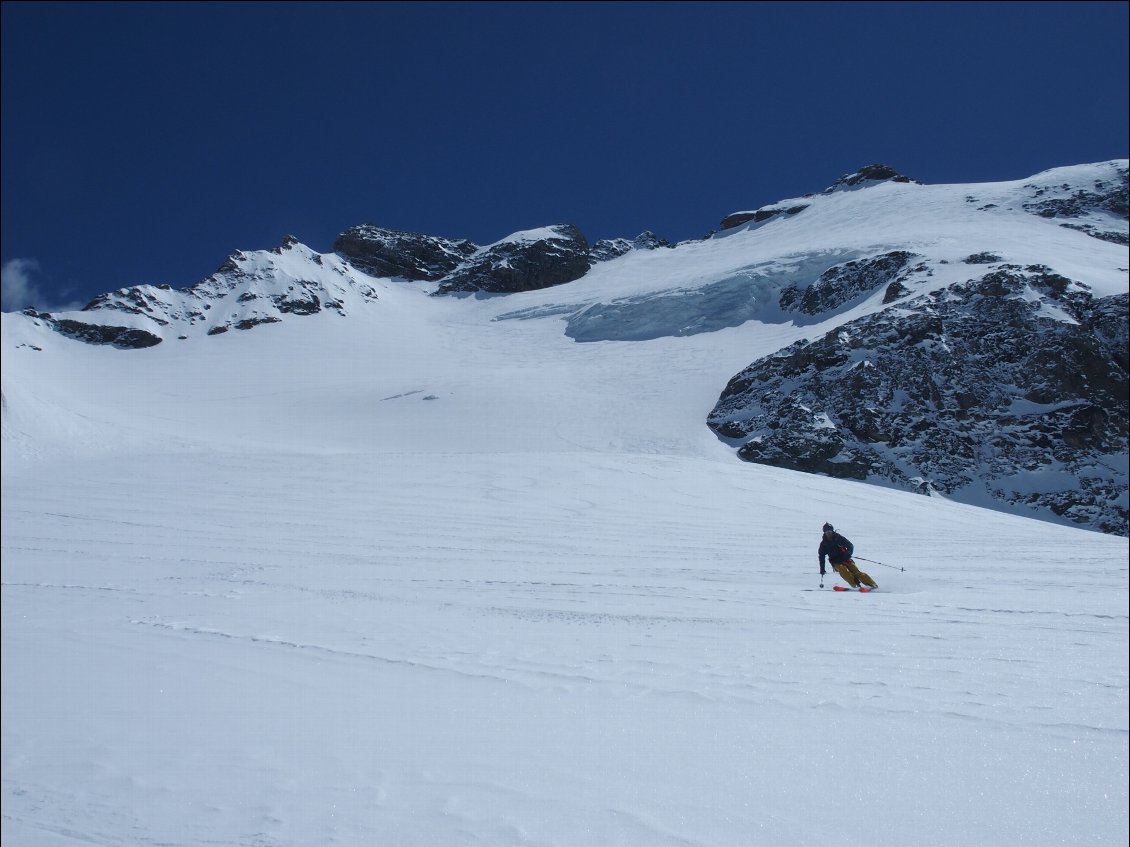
[833,585,873,592]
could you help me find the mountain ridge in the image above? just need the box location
[4,160,1127,535]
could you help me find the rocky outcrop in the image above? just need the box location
[823,164,917,192]
[709,267,1129,535]
[47,318,163,349]
[778,251,920,315]
[333,225,478,281]
[1022,166,1128,219]
[435,225,592,295]
[719,204,809,231]
[1021,165,1129,245]
[591,231,674,261]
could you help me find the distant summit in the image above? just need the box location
[719,164,917,231]
[333,225,478,281]
[435,224,592,295]
[823,163,918,192]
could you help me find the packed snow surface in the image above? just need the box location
[3,163,1127,845]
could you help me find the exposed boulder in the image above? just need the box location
[964,252,1003,264]
[435,224,592,295]
[333,225,478,281]
[710,267,1129,535]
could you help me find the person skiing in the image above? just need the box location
[819,523,878,590]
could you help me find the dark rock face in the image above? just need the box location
[709,267,1129,535]
[719,205,809,231]
[48,319,163,349]
[435,224,592,295]
[333,225,478,281]
[778,251,919,315]
[824,164,917,192]
[233,316,283,331]
[964,252,1003,264]
[590,239,633,262]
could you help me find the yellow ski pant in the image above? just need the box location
[833,559,878,589]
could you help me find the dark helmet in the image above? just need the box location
[822,523,834,533]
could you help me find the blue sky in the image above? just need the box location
[2,1,1127,311]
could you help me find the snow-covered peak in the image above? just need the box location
[821,163,919,193]
[481,224,585,250]
[37,237,388,346]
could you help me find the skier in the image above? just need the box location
[819,523,878,590]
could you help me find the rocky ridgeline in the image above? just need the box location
[28,225,673,346]
[332,225,478,281]
[338,223,600,295]
[708,266,1129,535]
[26,237,378,348]
[434,225,592,295]
[335,223,671,294]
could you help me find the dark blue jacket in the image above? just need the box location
[819,532,854,566]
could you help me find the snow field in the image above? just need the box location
[3,161,1127,844]
[3,448,1126,846]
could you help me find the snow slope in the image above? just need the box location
[2,163,1128,846]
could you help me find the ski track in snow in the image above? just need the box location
[3,450,1127,846]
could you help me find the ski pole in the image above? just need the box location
[855,556,904,572]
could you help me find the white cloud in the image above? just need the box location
[0,259,84,312]
[1,257,44,312]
